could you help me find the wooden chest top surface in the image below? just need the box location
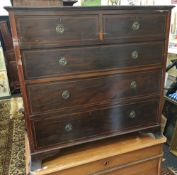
[30,134,166,175]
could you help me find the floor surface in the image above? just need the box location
[163,144,177,171]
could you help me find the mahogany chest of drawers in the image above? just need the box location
[6,6,173,161]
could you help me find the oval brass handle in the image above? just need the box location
[132,21,140,31]
[130,81,137,89]
[59,57,67,66]
[56,24,65,34]
[65,123,72,132]
[62,90,70,100]
[131,50,138,59]
[129,110,136,119]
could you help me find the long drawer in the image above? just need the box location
[32,99,159,149]
[42,146,162,175]
[22,42,164,80]
[16,12,166,48]
[27,70,161,114]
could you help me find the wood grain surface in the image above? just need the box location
[30,134,166,175]
[6,6,173,161]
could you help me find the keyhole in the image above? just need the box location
[104,161,109,166]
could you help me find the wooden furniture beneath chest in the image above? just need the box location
[6,6,173,161]
[29,134,166,175]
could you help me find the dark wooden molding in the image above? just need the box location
[5,5,174,11]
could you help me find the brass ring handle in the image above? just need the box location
[65,123,72,132]
[62,90,70,100]
[129,110,136,119]
[59,57,67,66]
[131,50,138,59]
[56,24,65,34]
[130,81,137,89]
[132,21,140,31]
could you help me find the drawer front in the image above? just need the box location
[32,99,159,148]
[23,42,164,80]
[103,14,166,40]
[103,159,160,175]
[16,15,99,46]
[48,146,162,175]
[27,70,161,114]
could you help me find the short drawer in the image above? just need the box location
[32,99,159,149]
[27,70,161,114]
[103,13,166,41]
[22,41,164,80]
[16,15,99,47]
